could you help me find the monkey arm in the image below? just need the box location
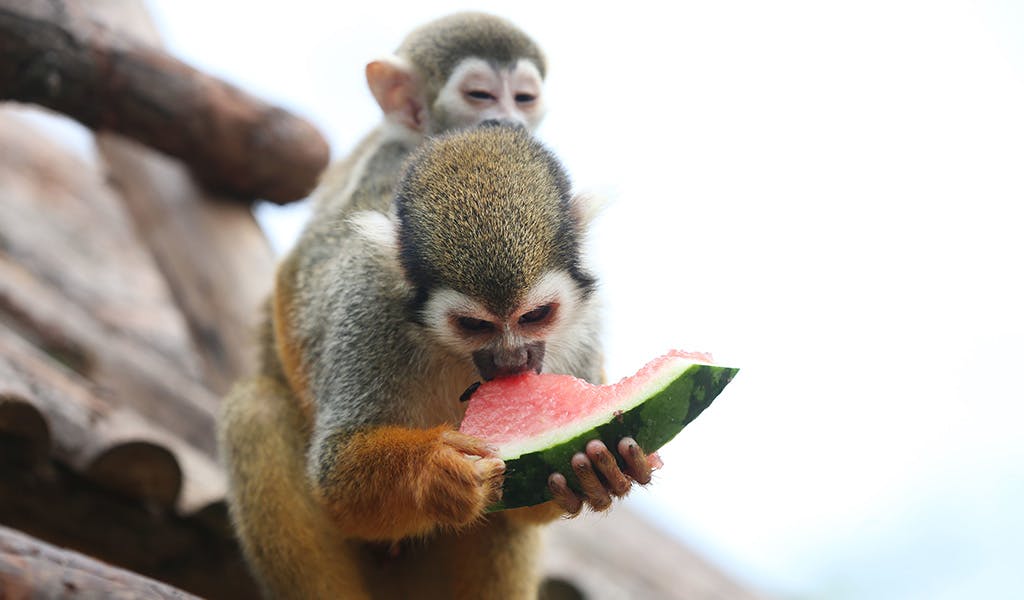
[219,376,370,600]
[310,424,505,541]
[502,501,566,524]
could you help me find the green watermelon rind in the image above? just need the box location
[491,363,739,511]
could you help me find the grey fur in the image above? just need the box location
[284,125,603,485]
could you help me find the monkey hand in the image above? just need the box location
[315,426,504,540]
[546,437,661,515]
[419,430,506,526]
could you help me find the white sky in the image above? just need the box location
[147,1,1024,598]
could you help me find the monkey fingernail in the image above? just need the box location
[459,381,482,402]
[648,451,664,471]
[619,438,653,484]
[548,473,582,516]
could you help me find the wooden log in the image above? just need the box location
[0,526,200,599]
[0,0,328,203]
[98,136,276,393]
[0,109,203,384]
[0,324,228,513]
[0,254,221,460]
[87,0,279,392]
[0,326,182,507]
[0,4,276,393]
[0,461,259,599]
[0,393,50,463]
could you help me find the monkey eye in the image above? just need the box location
[456,316,495,333]
[518,304,554,325]
[466,90,497,101]
[514,93,537,104]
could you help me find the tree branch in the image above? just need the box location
[0,526,199,599]
[0,0,329,203]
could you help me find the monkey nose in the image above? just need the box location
[473,342,545,381]
[480,116,526,130]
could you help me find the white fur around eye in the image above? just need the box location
[421,288,493,350]
[509,59,546,128]
[434,58,498,128]
[516,270,600,372]
[522,271,576,310]
[455,61,502,95]
[433,57,545,131]
[510,59,543,91]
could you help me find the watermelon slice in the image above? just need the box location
[459,350,738,510]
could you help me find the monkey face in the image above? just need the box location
[421,271,590,381]
[429,57,545,134]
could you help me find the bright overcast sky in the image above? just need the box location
[148,1,1024,598]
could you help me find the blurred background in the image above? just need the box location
[146,1,1024,598]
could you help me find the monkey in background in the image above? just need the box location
[221,14,659,599]
[312,11,547,222]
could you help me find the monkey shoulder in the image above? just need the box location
[305,254,448,425]
[314,128,418,220]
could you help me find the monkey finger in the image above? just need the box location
[585,440,631,497]
[648,451,664,471]
[571,452,613,511]
[473,457,506,480]
[474,457,505,503]
[441,430,499,458]
[548,473,582,516]
[618,437,654,485]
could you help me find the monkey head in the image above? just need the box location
[365,12,547,136]
[391,124,597,381]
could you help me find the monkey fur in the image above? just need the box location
[221,15,648,599]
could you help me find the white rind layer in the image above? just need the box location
[498,357,700,460]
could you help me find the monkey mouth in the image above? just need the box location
[458,352,544,402]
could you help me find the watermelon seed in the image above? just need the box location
[460,381,482,402]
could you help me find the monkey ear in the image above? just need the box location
[366,57,427,132]
[569,192,608,229]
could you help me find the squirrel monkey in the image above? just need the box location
[313,11,547,222]
[221,14,658,600]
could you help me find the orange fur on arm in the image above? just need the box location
[313,425,502,542]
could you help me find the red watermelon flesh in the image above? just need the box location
[460,350,716,460]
